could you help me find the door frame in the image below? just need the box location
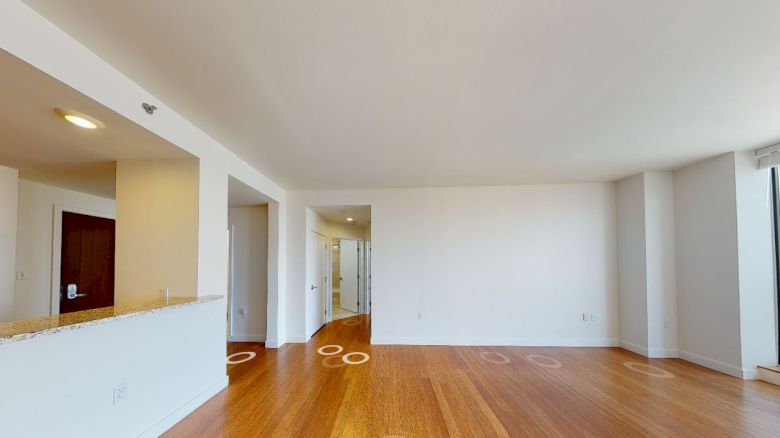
[227,225,235,340]
[50,204,115,316]
[772,168,780,363]
[364,240,371,315]
[337,238,361,314]
[308,230,329,333]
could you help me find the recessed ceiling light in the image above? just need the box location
[54,108,105,129]
[346,217,355,222]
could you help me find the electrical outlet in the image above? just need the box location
[15,271,25,281]
[418,312,424,320]
[113,382,128,405]
[664,319,671,328]
[590,313,596,322]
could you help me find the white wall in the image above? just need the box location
[616,172,679,358]
[0,299,227,438]
[291,184,619,345]
[0,165,18,322]
[14,179,115,320]
[674,153,743,376]
[644,171,678,356]
[733,150,777,377]
[616,174,649,353]
[115,159,199,305]
[228,205,268,342]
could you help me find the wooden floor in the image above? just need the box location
[165,315,780,437]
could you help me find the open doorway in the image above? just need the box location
[226,177,272,349]
[307,205,371,336]
[332,238,360,320]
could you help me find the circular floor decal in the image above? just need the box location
[526,354,563,369]
[321,355,347,369]
[227,351,256,364]
[479,351,511,365]
[623,362,675,378]
[342,319,360,326]
[342,352,370,365]
[317,344,344,356]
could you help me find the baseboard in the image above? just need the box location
[286,335,310,343]
[743,368,759,380]
[647,348,679,358]
[228,334,266,342]
[265,338,282,348]
[619,340,679,358]
[139,375,229,438]
[679,350,743,379]
[370,337,620,347]
[758,367,780,386]
[620,340,649,356]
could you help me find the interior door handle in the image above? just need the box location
[65,284,88,299]
[310,285,318,290]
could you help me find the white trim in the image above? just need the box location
[138,376,228,438]
[227,225,235,339]
[620,340,649,356]
[286,336,310,343]
[265,338,282,348]
[327,237,334,324]
[647,348,679,359]
[620,340,679,358]
[758,368,780,386]
[742,368,759,380]
[50,204,115,316]
[678,350,744,378]
[228,334,266,342]
[370,337,620,347]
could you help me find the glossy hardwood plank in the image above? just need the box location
[165,316,780,437]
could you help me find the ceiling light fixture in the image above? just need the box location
[346,217,355,223]
[54,108,105,129]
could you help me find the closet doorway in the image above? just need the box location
[332,238,360,319]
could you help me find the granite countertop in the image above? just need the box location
[0,295,223,345]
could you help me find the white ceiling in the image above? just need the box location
[0,49,191,198]
[311,206,371,226]
[23,0,780,189]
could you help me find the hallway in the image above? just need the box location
[165,315,780,437]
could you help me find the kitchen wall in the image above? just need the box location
[14,179,115,320]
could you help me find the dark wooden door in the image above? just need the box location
[60,212,116,314]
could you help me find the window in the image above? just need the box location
[771,167,780,363]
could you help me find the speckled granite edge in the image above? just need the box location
[0,295,224,345]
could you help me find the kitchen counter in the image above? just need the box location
[0,295,223,345]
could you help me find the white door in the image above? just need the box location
[315,234,328,329]
[308,232,329,332]
[340,239,359,313]
[365,240,371,314]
